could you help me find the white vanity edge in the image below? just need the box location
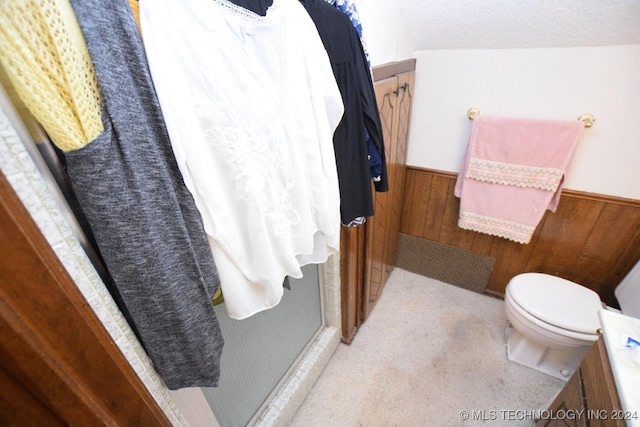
[599,309,640,426]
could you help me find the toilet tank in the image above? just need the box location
[615,259,640,319]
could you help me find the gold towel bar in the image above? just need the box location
[467,108,595,128]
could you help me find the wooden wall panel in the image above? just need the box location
[486,233,539,294]
[400,167,640,305]
[399,169,431,237]
[469,230,495,255]
[439,179,475,250]
[524,197,604,278]
[423,175,450,241]
[583,203,640,306]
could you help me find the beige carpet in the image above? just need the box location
[290,268,565,427]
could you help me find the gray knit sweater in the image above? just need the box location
[67,0,224,390]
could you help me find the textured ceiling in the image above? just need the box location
[398,0,640,50]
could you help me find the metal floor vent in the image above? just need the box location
[395,233,495,294]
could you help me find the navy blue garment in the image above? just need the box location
[366,128,383,181]
[301,0,388,225]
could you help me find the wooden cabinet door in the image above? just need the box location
[341,61,416,337]
[537,338,624,427]
[535,371,586,427]
[0,173,171,426]
[362,76,399,320]
[581,339,625,427]
[385,71,415,271]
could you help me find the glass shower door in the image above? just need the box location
[203,264,323,427]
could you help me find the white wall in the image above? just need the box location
[357,4,640,200]
[407,45,640,200]
[356,0,414,66]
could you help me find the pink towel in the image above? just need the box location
[454,115,583,244]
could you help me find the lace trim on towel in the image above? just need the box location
[458,211,535,244]
[466,158,563,191]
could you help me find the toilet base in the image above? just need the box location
[505,323,590,381]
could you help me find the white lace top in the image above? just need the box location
[140,0,344,319]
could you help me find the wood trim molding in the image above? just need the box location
[0,171,171,426]
[406,166,457,179]
[372,58,417,82]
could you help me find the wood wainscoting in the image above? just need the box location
[400,167,640,306]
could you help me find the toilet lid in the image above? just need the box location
[507,273,602,334]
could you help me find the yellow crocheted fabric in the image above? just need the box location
[0,0,103,152]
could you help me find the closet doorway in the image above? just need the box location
[204,265,323,427]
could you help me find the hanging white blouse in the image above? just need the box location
[140,0,344,319]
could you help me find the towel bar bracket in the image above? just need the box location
[577,113,595,128]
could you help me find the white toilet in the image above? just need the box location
[504,259,640,380]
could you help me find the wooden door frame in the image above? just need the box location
[0,171,172,426]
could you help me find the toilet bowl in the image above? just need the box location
[504,274,602,379]
[504,262,640,380]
